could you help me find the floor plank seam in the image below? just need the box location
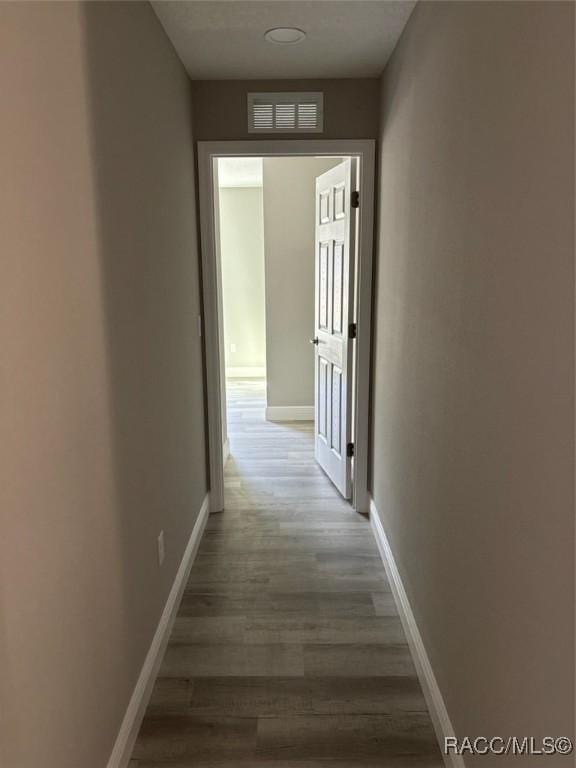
[128,379,443,766]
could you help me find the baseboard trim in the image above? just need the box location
[222,437,230,465]
[369,499,464,768]
[106,493,210,768]
[226,366,266,379]
[265,405,314,422]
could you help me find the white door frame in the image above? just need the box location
[198,139,375,514]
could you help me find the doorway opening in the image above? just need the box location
[217,156,348,511]
[216,157,268,469]
[198,140,375,514]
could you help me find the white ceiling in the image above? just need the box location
[218,157,263,187]
[151,1,416,80]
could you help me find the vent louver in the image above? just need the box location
[252,103,274,130]
[248,92,323,133]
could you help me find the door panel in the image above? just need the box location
[331,366,342,455]
[318,357,328,440]
[319,190,331,224]
[333,183,346,220]
[332,241,344,335]
[313,159,356,498]
[319,241,330,331]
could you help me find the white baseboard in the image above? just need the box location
[369,499,464,768]
[226,366,266,379]
[265,405,314,422]
[222,437,230,465]
[106,493,210,768]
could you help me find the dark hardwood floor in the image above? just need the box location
[129,379,442,767]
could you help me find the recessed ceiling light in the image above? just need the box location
[264,27,306,45]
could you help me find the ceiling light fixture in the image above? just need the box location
[264,27,306,45]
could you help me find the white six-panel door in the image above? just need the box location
[313,159,356,498]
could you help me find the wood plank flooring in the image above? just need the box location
[129,379,441,767]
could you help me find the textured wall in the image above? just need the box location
[371,2,574,761]
[219,187,266,371]
[0,3,206,766]
[192,78,380,141]
[262,157,342,409]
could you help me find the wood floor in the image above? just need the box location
[129,379,442,767]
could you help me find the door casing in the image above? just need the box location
[197,139,375,514]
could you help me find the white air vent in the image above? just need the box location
[248,92,323,133]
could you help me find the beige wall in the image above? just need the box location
[372,1,574,760]
[192,79,380,141]
[219,187,266,371]
[262,157,341,408]
[0,3,206,767]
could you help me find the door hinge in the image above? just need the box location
[351,190,360,209]
[348,322,357,339]
[346,442,355,458]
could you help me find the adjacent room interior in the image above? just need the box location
[215,154,359,508]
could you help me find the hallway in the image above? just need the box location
[130,380,442,766]
[3,4,573,765]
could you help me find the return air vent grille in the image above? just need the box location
[252,102,274,130]
[248,92,324,133]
